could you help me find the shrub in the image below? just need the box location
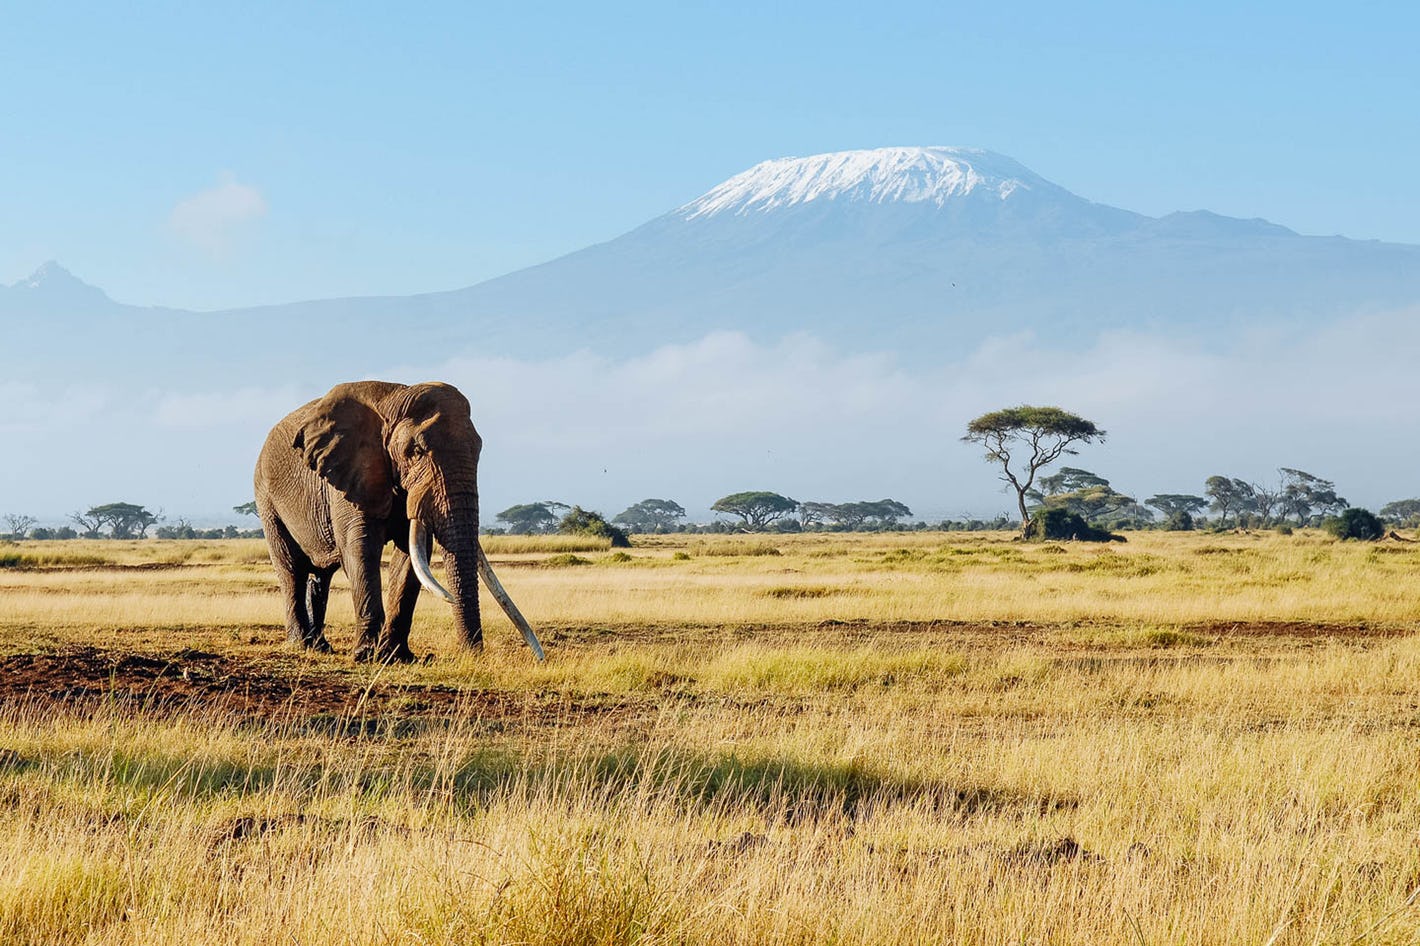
[1163,510,1194,531]
[1324,508,1384,541]
[558,506,631,548]
[1023,508,1123,543]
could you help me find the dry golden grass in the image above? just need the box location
[0,530,1418,943]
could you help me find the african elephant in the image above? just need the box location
[253,380,543,662]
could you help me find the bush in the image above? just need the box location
[1324,508,1384,541]
[1023,508,1124,543]
[558,506,631,548]
[1163,511,1195,532]
[1274,523,1294,536]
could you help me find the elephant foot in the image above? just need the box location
[377,645,418,665]
[291,633,332,653]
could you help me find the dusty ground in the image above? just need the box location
[0,618,1404,720]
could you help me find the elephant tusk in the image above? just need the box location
[475,545,546,661]
[409,520,456,603]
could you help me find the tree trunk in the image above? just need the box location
[1017,489,1031,537]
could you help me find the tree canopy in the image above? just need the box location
[1144,494,1208,518]
[1278,468,1346,524]
[612,499,686,533]
[1379,499,1420,526]
[1204,477,1255,527]
[495,502,564,534]
[70,502,160,539]
[800,499,912,530]
[710,491,799,531]
[962,406,1105,535]
[1036,467,1109,497]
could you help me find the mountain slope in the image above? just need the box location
[7,147,1420,382]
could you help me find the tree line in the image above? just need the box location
[1,503,264,540]
[6,404,1417,541]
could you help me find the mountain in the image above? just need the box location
[1,261,117,317]
[8,146,1420,381]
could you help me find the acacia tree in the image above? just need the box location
[711,491,799,531]
[1379,499,1420,527]
[1146,494,1208,529]
[73,502,160,539]
[1204,477,1255,527]
[612,499,686,533]
[1035,467,1109,498]
[962,406,1105,536]
[1145,494,1208,519]
[798,499,913,530]
[496,502,562,534]
[1278,468,1346,525]
[2,514,37,539]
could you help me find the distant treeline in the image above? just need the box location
[6,469,1418,542]
[487,471,1420,539]
[0,503,263,541]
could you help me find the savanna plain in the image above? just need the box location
[1,529,1419,944]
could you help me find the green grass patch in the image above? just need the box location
[0,551,108,569]
[701,646,966,693]
[688,541,781,557]
[760,586,841,599]
[543,554,593,567]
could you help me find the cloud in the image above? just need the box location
[168,173,268,256]
[3,311,1416,522]
[0,382,110,432]
[154,386,305,429]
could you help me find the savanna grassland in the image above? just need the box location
[1,529,1419,944]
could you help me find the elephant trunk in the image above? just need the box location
[411,497,544,660]
[426,498,484,651]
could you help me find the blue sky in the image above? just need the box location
[4,1,1418,310]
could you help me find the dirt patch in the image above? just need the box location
[1180,621,1410,640]
[542,619,1412,649]
[0,646,649,727]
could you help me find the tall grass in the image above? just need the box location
[1,531,1419,941]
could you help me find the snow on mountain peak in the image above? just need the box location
[17,261,86,291]
[678,147,1051,219]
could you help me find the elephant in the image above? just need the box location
[253,380,543,662]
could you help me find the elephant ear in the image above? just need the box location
[291,389,394,515]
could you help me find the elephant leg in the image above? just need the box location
[305,569,335,652]
[378,547,422,663]
[343,527,387,662]
[260,511,321,648]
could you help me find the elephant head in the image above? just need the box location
[290,380,543,659]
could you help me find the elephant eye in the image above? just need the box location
[407,441,428,459]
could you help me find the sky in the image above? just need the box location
[3,1,1419,311]
[4,1,1419,524]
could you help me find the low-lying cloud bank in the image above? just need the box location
[4,308,1414,523]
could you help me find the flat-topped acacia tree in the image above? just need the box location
[711,491,799,531]
[962,406,1105,536]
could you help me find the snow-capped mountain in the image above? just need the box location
[679,147,1056,217]
[7,146,1420,383]
[1,261,115,316]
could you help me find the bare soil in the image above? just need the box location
[0,620,1405,724]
